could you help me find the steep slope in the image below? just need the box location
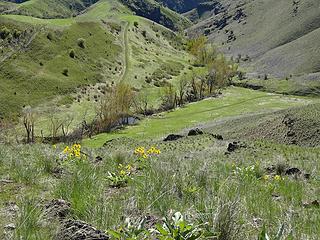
[187,0,320,80]
[202,103,320,147]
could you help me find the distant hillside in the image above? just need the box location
[0,0,100,18]
[154,0,199,13]
[119,0,190,30]
[187,0,320,80]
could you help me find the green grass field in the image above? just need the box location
[83,87,316,147]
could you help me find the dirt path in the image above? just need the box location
[120,21,130,82]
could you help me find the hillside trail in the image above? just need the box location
[120,21,129,83]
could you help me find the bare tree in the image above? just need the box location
[61,114,74,138]
[22,106,36,143]
[49,115,63,140]
[177,78,188,106]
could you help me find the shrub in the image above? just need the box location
[0,27,10,39]
[62,68,69,76]
[142,30,147,38]
[13,29,21,38]
[69,49,75,58]
[134,21,139,28]
[47,32,54,41]
[77,38,86,48]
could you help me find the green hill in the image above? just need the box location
[0,0,192,120]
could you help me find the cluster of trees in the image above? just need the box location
[159,36,238,110]
[0,27,22,40]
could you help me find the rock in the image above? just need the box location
[163,134,183,142]
[266,165,310,179]
[55,219,109,240]
[212,134,223,140]
[6,202,19,215]
[287,131,295,137]
[285,167,301,176]
[227,141,246,152]
[95,156,103,163]
[0,179,14,184]
[302,200,319,208]
[187,128,203,136]
[304,173,311,179]
[45,199,71,220]
[252,217,263,228]
[4,223,16,231]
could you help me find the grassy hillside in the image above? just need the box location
[0,0,193,121]
[0,0,100,18]
[1,123,320,239]
[201,103,320,147]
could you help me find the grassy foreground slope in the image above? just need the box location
[83,87,317,147]
[1,125,320,239]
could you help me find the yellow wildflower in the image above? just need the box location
[126,165,132,172]
[63,146,70,154]
[262,175,270,181]
[274,175,282,181]
[119,170,126,176]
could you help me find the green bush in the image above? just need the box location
[0,27,10,39]
[77,38,86,48]
[69,49,75,58]
[62,68,69,76]
[47,32,54,41]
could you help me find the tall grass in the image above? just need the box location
[15,197,57,239]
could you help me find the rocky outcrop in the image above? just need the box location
[55,219,109,240]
